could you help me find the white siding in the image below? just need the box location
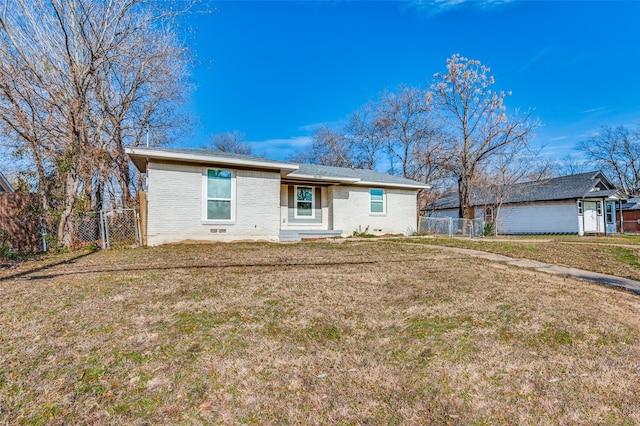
[147,162,281,245]
[496,200,579,234]
[331,186,418,236]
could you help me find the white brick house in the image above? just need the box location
[126,147,428,245]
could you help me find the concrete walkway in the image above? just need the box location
[424,244,640,295]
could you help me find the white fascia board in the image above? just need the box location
[605,192,628,201]
[284,173,361,184]
[354,180,431,190]
[125,148,298,172]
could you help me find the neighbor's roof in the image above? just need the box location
[126,147,429,190]
[426,171,625,210]
[0,171,14,193]
[622,198,640,211]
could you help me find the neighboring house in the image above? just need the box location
[126,147,429,245]
[424,171,626,235]
[621,198,640,232]
[0,171,14,193]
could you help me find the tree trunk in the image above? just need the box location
[57,172,79,247]
[458,176,472,219]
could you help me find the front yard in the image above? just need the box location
[410,235,640,281]
[1,241,639,424]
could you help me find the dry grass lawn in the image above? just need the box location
[411,236,640,281]
[1,241,640,425]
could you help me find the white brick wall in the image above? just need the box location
[147,162,281,245]
[332,186,418,236]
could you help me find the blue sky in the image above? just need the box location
[181,0,640,162]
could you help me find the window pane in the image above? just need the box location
[297,201,313,216]
[370,189,384,201]
[207,200,231,220]
[371,201,384,213]
[207,170,231,199]
[297,187,313,202]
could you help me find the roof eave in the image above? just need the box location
[125,148,299,173]
[355,180,430,190]
[283,173,361,184]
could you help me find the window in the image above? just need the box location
[205,169,233,221]
[606,203,613,224]
[370,188,385,214]
[295,186,314,218]
[596,201,602,216]
[484,206,494,223]
[577,200,583,215]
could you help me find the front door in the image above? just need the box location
[584,202,598,233]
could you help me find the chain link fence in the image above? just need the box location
[41,208,140,251]
[419,216,485,238]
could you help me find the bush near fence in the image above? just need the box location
[0,194,42,255]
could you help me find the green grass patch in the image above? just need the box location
[173,311,227,334]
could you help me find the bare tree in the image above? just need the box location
[555,154,591,177]
[292,85,451,191]
[0,0,192,245]
[430,54,540,219]
[344,103,385,170]
[577,125,640,195]
[290,125,355,167]
[375,86,450,184]
[205,131,253,155]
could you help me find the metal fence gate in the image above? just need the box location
[418,216,485,238]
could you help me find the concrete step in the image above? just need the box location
[279,230,343,242]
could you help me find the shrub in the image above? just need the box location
[483,221,495,237]
[351,225,377,238]
[0,228,17,261]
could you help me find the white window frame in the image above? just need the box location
[294,185,315,219]
[202,168,236,223]
[596,201,603,216]
[577,200,583,215]
[369,188,386,215]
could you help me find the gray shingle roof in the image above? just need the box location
[126,147,428,189]
[622,198,640,210]
[290,163,428,187]
[427,171,622,210]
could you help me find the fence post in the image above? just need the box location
[40,217,47,252]
[448,217,453,237]
[100,210,110,249]
[135,210,142,246]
